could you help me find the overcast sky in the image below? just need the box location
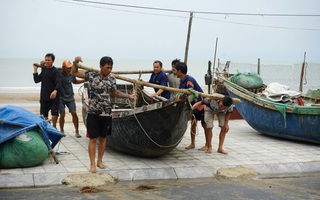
[0,0,319,63]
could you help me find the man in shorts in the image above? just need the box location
[193,96,233,154]
[174,62,207,150]
[59,59,85,138]
[33,53,61,128]
[72,56,137,173]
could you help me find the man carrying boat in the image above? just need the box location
[167,58,181,98]
[193,96,233,154]
[58,59,85,138]
[71,56,137,173]
[174,62,207,150]
[33,53,61,129]
[149,60,171,99]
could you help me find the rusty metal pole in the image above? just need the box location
[184,12,193,64]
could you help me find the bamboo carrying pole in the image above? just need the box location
[33,63,171,74]
[74,63,241,102]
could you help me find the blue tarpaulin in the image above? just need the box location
[0,105,65,149]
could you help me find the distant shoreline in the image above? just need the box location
[0,93,83,123]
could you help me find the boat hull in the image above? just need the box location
[109,99,190,157]
[224,81,320,144]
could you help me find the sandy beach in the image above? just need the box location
[0,93,83,124]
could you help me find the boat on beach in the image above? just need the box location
[220,76,320,144]
[82,83,192,157]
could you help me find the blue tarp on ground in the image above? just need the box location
[0,105,65,149]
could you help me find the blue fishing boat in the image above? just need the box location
[222,77,320,144]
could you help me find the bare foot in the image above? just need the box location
[75,133,82,138]
[185,144,195,150]
[205,147,212,153]
[198,146,208,151]
[60,130,64,134]
[97,162,106,169]
[217,149,228,155]
[89,166,97,173]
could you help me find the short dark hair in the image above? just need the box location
[100,56,113,66]
[45,53,55,61]
[153,60,162,68]
[171,59,180,67]
[221,96,233,107]
[174,62,187,74]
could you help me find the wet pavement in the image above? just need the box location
[1,119,319,188]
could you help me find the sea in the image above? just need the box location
[0,58,319,95]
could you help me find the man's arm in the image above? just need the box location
[221,112,232,133]
[73,78,86,84]
[111,90,137,101]
[50,69,61,100]
[150,89,164,98]
[33,64,42,83]
[71,63,86,79]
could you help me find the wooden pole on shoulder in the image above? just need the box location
[74,63,241,102]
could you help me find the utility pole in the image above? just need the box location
[184,12,193,64]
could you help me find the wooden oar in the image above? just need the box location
[74,63,241,102]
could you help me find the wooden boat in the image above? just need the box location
[82,83,192,157]
[221,76,320,144]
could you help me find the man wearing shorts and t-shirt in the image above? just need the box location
[193,96,233,154]
[71,56,136,173]
[59,59,85,138]
[174,62,207,151]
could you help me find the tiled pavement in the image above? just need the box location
[1,119,319,188]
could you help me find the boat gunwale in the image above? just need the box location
[221,76,320,115]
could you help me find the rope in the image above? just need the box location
[127,85,185,148]
[190,114,199,136]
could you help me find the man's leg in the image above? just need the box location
[205,127,213,153]
[217,129,228,154]
[217,113,229,154]
[70,111,81,137]
[198,122,209,151]
[199,111,209,151]
[88,138,97,173]
[59,113,66,133]
[40,100,50,121]
[51,98,60,129]
[97,137,107,169]
[185,119,197,149]
[52,115,58,129]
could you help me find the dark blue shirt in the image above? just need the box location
[179,75,204,112]
[149,71,171,99]
[179,75,203,101]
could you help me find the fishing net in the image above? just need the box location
[229,71,263,89]
[305,89,320,98]
[0,130,48,168]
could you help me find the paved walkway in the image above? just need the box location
[1,120,319,188]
